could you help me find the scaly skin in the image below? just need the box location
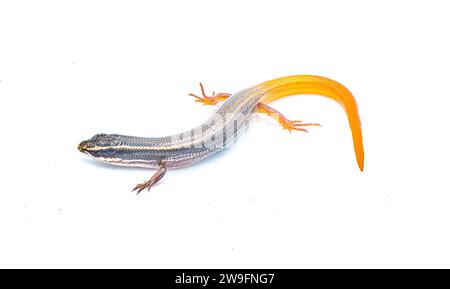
[79,75,364,191]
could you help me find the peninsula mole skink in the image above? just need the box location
[78,75,364,193]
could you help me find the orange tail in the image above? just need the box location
[259,75,364,171]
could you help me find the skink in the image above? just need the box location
[78,75,364,192]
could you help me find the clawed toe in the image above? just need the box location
[281,119,321,133]
[132,182,149,194]
[189,83,230,106]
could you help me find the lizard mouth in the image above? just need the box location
[77,141,94,157]
[78,141,87,152]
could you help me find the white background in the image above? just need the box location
[1,0,449,268]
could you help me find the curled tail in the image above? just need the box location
[259,75,364,171]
